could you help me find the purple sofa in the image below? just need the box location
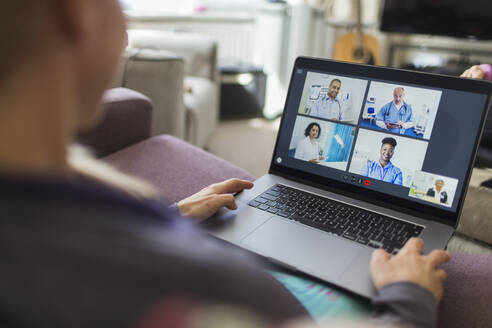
[79,87,492,327]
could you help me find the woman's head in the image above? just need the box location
[0,0,126,130]
[304,122,321,139]
[379,137,397,163]
[0,2,50,81]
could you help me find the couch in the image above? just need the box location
[115,29,220,149]
[79,87,492,327]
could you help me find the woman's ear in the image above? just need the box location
[52,0,98,44]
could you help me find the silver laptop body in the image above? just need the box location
[205,57,492,298]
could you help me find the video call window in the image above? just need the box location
[349,129,428,187]
[409,171,459,208]
[360,82,442,140]
[298,72,368,125]
[289,116,356,171]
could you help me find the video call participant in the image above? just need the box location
[310,79,344,121]
[427,179,448,204]
[294,122,325,163]
[375,87,414,134]
[362,137,403,185]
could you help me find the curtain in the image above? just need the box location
[325,124,354,162]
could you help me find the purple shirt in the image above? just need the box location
[480,64,492,81]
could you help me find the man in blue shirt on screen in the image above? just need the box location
[362,137,403,185]
[375,87,414,134]
[310,79,343,120]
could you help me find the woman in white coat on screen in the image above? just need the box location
[294,122,325,163]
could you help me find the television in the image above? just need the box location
[380,0,492,40]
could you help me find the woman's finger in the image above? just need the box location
[211,179,254,194]
[209,194,237,211]
[398,237,424,256]
[426,250,451,268]
[370,248,391,268]
[435,269,448,282]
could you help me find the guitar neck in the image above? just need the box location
[354,0,363,48]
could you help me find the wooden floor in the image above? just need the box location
[206,118,280,178]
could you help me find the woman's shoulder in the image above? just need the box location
[389,161,402,172]
[297,137,309,144]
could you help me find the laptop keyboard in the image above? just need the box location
[248,184,423,255]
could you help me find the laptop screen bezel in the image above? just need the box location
[269,57,492,228]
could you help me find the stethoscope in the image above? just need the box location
[384,102,409,119]
[322,96,342,111]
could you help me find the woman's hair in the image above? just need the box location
[304,122,321,138]
[381,137,397,148]
[0,1,52,81]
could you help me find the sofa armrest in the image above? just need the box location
[102,135,254,203]
[184,77,219,148]
[77,88,152,158]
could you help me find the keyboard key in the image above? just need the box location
[262,194,278,201]
[255,197,269,204]
[382,232,395,241]
[277,211,291,218]
[337,224,347,230]
[383,245,393,253]
[266,190,280,197]
[258,204,269,211]
[290,214,303,221]
[267,207,278,214]
[248,200,260,208]
[356,236,369,245]
[342,232,357,241]
[371,234,384,242]
[368,241,382,248]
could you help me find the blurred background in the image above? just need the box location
[119,0,492,177]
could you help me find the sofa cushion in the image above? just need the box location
[103,135,254,203]
[438,253,492,327]
[459,185,492,245]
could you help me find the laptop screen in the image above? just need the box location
[271,58,492,226]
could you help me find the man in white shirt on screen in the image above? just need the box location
[310,79,345,121]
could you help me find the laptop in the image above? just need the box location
[205,57,492,298]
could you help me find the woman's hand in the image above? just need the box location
[370,238,451,302]
[177,179,254,221]
[461,65,485,79]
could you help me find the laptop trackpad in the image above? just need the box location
[241,217,362,280]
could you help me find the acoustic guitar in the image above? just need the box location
[332,0,380,65]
